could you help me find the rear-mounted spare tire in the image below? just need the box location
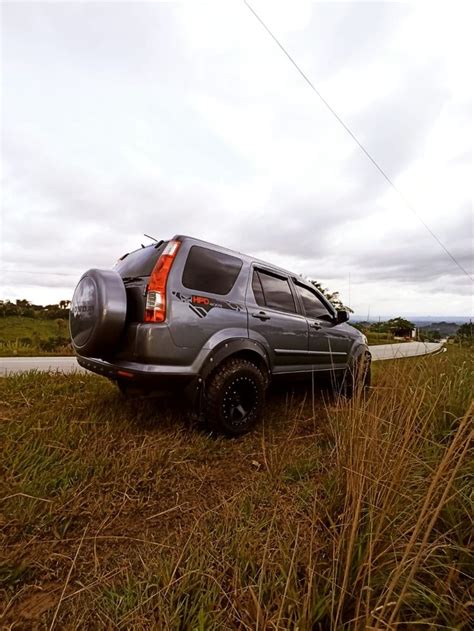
[69,269,127,357]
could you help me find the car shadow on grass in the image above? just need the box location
[94,374,337,437]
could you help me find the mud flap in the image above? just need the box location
[183,376,205,419]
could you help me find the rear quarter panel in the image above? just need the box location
[166,240,251,349]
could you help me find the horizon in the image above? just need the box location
[1,295,471,324]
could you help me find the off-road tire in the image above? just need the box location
[204,358,266,436]
[340,352,371,398]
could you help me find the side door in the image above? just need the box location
[293,281,351,370]
[247,267,309,372]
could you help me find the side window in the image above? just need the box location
[252,270,265,307]
[182,246,243,295]
[255,270,296,314]
[296,284,333,320]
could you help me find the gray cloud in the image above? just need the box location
[353,66,449,178]
[1,1,472,316]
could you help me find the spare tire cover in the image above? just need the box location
[69,269,127,357]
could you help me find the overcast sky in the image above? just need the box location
[1,0,472,317]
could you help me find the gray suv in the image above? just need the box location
[70,235,370,434]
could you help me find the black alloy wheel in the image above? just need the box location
[204,358,267,436]
[222,376,259,428]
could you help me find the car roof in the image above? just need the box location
[173,234,308,284]
[174,234,322,292]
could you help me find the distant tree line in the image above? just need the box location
[455,322,473,344]
[309,281,353,313]
[0,299,70,320]
[354,317,415,338]
[355,317,472,344]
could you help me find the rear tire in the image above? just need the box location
[203,358,266,436]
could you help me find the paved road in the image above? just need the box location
[1,342,444,375]
[368,341,444,361]
[0,356,87,375]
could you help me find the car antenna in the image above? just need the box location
[144,233,159,242]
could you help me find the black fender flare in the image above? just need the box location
[183,339,271,410]
[345,342,371,388]
[350,342,371,365]
[199,338,271,382]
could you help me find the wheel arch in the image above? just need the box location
[349,341,371,365]
[200,338,271,382]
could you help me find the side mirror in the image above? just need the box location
[335,310,349,324]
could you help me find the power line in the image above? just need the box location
[243,0,473,282]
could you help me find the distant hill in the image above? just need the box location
[417,322,461,336]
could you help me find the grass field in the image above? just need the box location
[0,349,472,629]
[0,316,72,356]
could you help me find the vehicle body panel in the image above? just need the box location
[165,239,250,352]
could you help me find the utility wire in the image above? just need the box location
[244,0,473,282]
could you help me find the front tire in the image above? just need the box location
[204,358,267,436]
[340,352,371,398]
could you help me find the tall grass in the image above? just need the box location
[0,348,472,628]
[325,353,472,628]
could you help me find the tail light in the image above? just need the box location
[145,240,180,322]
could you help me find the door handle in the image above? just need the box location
[252,311,271,321]
[310,321,322,330]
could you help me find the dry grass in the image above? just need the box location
[0,348,472,629]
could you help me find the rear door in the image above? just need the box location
[247,267,309,371]
[293,281,351,370]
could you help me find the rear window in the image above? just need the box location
[114,242,166,278]
[182,246,243,295]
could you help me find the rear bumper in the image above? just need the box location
[76,355,197,386]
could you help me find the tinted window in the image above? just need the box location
[114,243,165,278]
[296,284,332,320]
[252,271,265,307]
[257,270,296,314]
[182,246,242,295]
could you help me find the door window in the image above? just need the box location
[296,283,333,320]
[252,270,265,307]
[253,270,296,314]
